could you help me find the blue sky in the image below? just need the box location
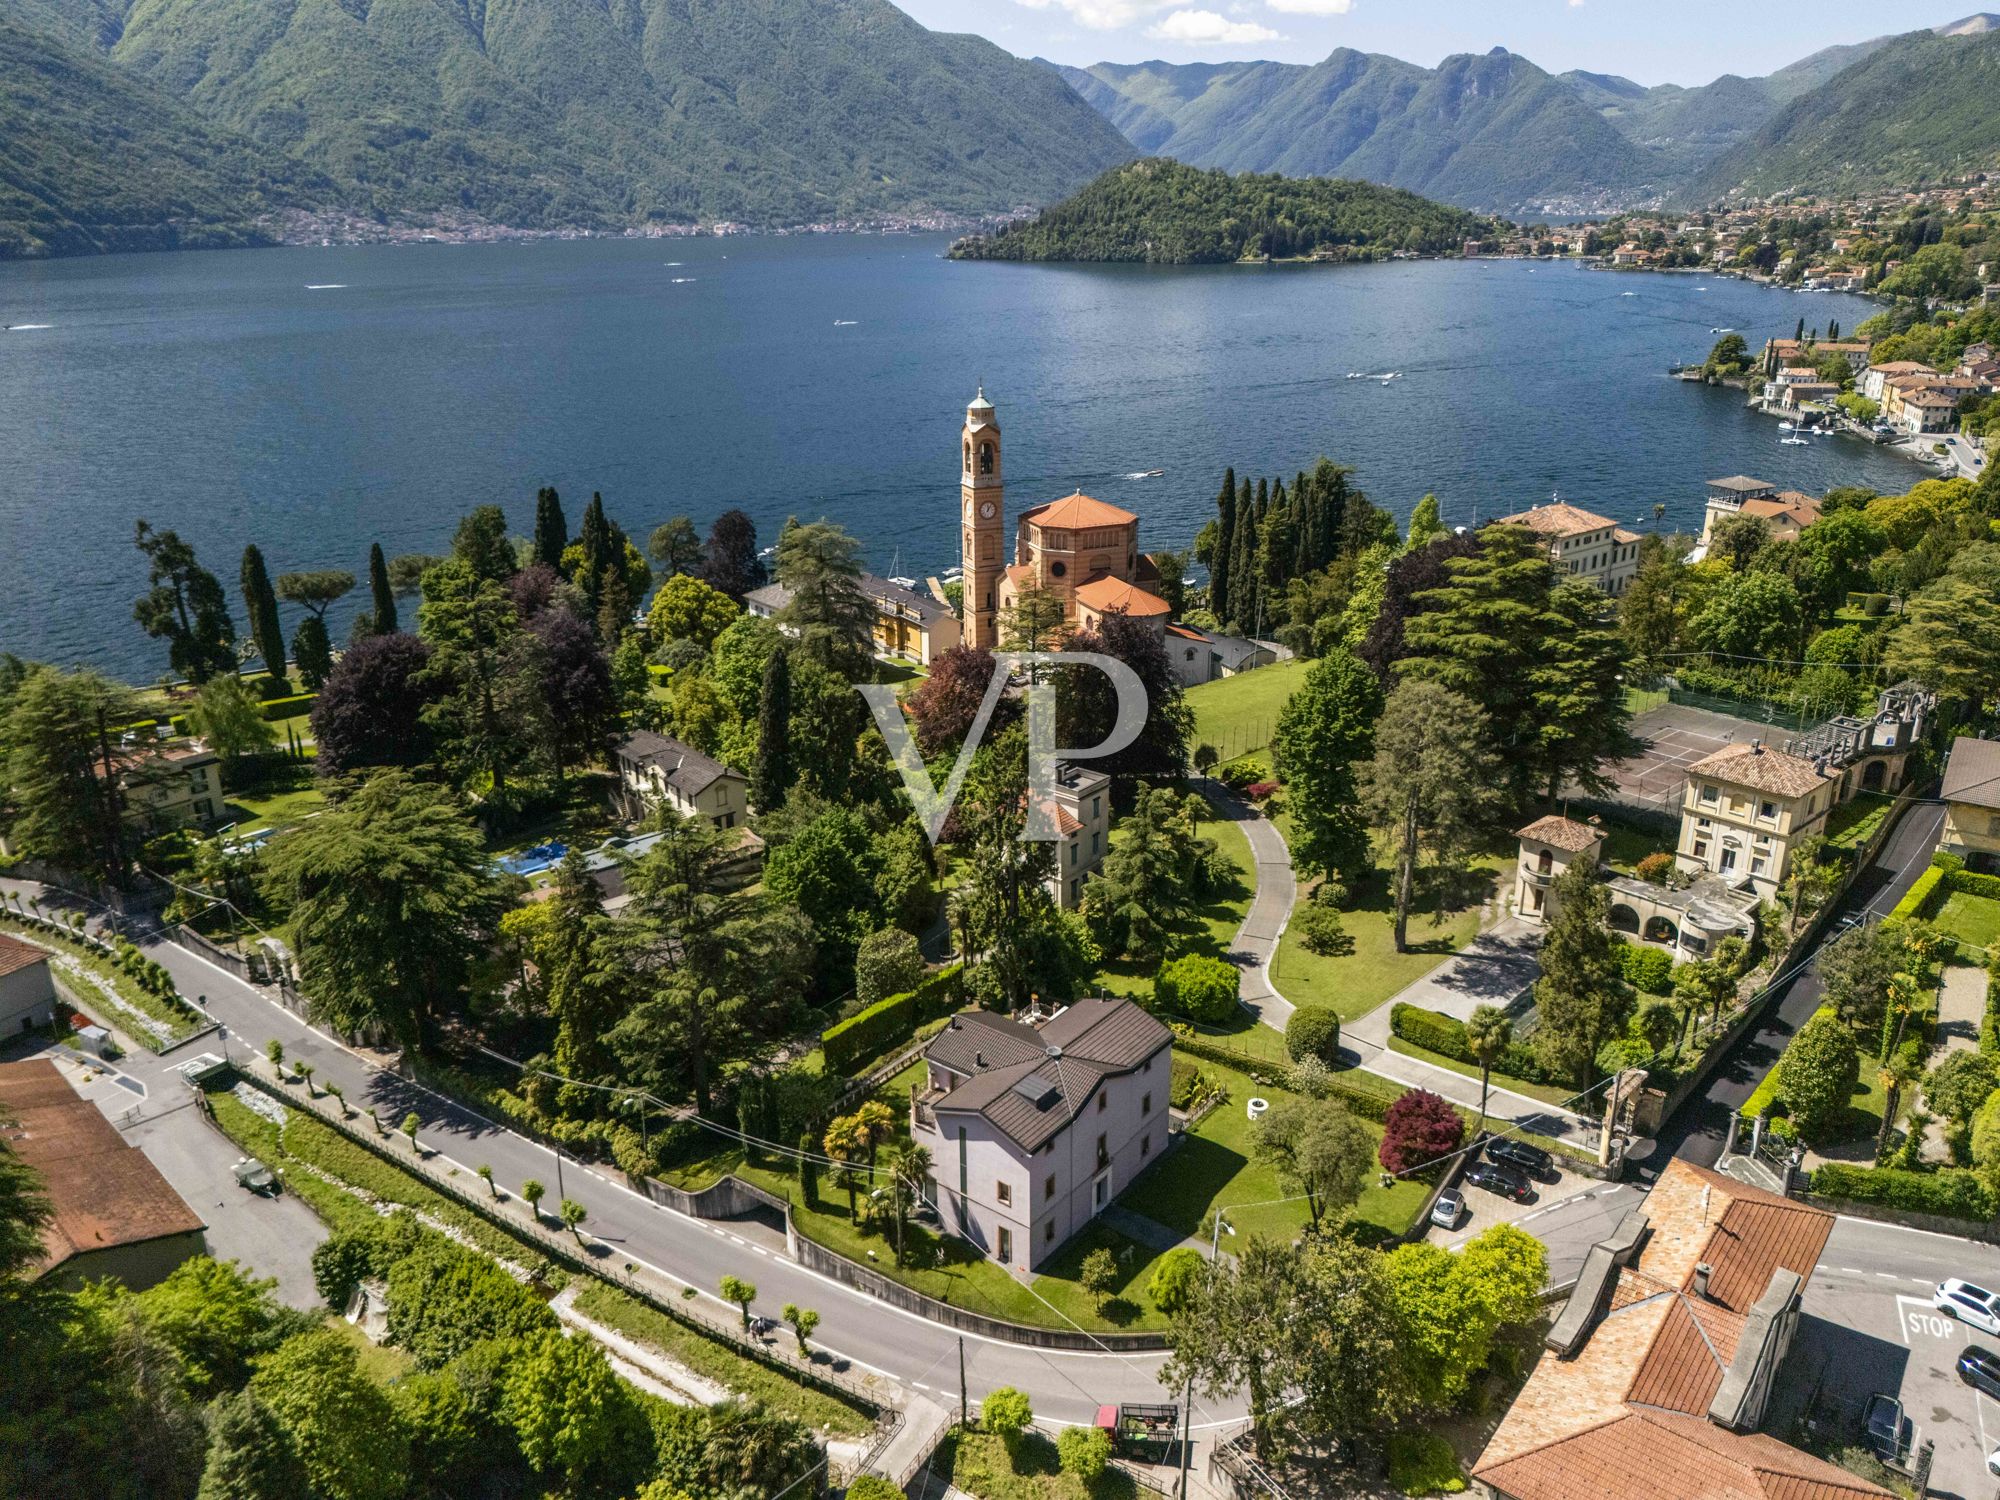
[892,0,1986,85]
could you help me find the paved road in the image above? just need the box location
[2,879,1196,1428]
[1775,1216,2000,1500]
[1197,782,1295,1027]
[1653,799,1946,1173]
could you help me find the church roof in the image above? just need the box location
[1074,576,1171,618]
[1019,492,1137,531]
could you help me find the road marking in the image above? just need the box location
[1835,1212,1985,1246]
[1897,1294,1957,1344]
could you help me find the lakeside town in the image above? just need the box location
[4,335,2000,1499]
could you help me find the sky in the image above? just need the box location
[891,0,1988,85]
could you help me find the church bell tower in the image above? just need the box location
[961,388,1003,652]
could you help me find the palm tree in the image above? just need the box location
[823,1114,870,1221]
[854,1100,896,1170]
[1465,1005,1513,1132]
[884,1142,934,1266]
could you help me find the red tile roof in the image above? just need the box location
[1019,492,1138,531]
[1073,576,1171,618]
[0,933,50,981]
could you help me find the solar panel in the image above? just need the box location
[1012,1072,1060,1108]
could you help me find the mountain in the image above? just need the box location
[1059,15,2000,215]
[0,15,309,256]
[1049,47,1660,215]
[0,0,1134,254]
[1680,23,2000,202]
[948,158,1496,264]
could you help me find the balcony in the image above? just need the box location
[1523,868,1556,888]
[912,1087,948,1133]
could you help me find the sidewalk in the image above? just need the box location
[1196,780,1296,1028]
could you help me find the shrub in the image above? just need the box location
[1390,1003,1468,1059]
[818,963,963,1073]
[1387,1432,1468,1496]
[258,692,316,721]
[1617,944,1675,995]
[1217,760,1261,790]
[1379,1089,1464,1176]
[1244,781,1279,800]
[1596,1038,1654,1076]
[1778,1011,1860,1145]
[981,1387,1033,1439]
[1285,1005,1342,1066]
[1633,852,1676,886]
[1889,865,1947,923]
[1057,1425,1112,1482]
[1155,954,1239,1024]
[854,927,925,1006]
[1810,1163,1992,1221]
[1948,868,2000,902]
[1149,1247,1205,1316]
[845,1480,905,1500]
[1294,903,1351,956]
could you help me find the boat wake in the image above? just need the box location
[1122,469,1166,480]
[834,319,859,326]
[5,323,52,330]
[670,278,697,284]
[304,284,346,290]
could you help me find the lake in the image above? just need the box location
[0,234,1918,678]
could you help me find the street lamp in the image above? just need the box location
[1181,1210,1236,1500]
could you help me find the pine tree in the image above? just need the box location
[579,493,612,578]
[753,648,793,810]
[291,616,332,691]
[196,1388,308,1500]
[1309,458,1353,570]
[1227,488,1260,635]
[1259,479,1296,612]
[1211,469,1237,626]
[367,543,397,636]
[240,544,289,690]
[533,486,568,572]
[1531,857,1627,1088]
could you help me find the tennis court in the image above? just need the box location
[1602,703,1783,818]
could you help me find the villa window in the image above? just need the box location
[999,1226,1012,1261]
[1752,856,1769,875]
[1045,1174,1056,1202]
[1536,849,1553,874]
[1142,1092,1152,1117]
[1045,1220,1055,1244]
[1141,1133,1151,1160]
[1097,1134,1110,1171]
[1092,797,1101,820]
[1693,840,1709,859]
[1759,800,1777,820]
[997,1180,1012,1206]
[1051,560,1067,578]
[1700,784,1718,805]
[1098,1091,1108,1114]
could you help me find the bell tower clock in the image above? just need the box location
[960,388,1003,652]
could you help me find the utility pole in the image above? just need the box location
[958,1335,968,1427]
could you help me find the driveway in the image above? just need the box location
[1344,920,1542,1047]
[1196,781,1295,1028]
[1430,1164,1644,1292]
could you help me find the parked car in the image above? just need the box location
[1487,1138,1555,1180]
[1464,1162,1532,1202]
[1862,1393,1908,1464]
[1430,1190,1465,1230]
[1959,1345,2000,1400]
[1936,1279,2000,1336]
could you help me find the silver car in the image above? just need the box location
[1430,1190,1465,1230]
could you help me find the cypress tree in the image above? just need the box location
[579,492,612,577]
[1291,470,1316,579]
[240,544,288,690]
[1261,479,1295,604]
[292,616,332,692]
[364,543,397,636]
[797,1131,818,1206]
[1254,476,1269,523]
[196,1387,308,1500]
[1228,490,1260,635]
[1211,469,1237,626]
[753,647,793,810]
[1795,316,1805,343]
[532,486,568,572]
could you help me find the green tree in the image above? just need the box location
[1358,681,1504,952]
[1271,647,1381,881]
[522,1179,545,1217]
[417,557,548,802]
[532,487,569,572]
[451,504,517,585]
[1086,786,1217,961]
[781,1302,820,1352]
[776,519,875,677]
[1817,922,1902,1032]
[133,520,236,682]
[1692,570,1803,661]
[1149,1247,1206,1316]
[1079,1247,1120,1311]
[275,569,356,629]
[365,543,398,637]
[501,1328,650,1494]
[249,1325,407,1500]
[1779,1010,1860,1144]
[1531,858,1627,1088]
[981,1387,1033,1441]
[1924,1050,1997,1128]
[1464,1004,1514,1131]
[1001,576,1067,661]
[1530,580,1637,799]
[752,646,793,810]
[711,613,784,719]
[1058,1424,1112,1481]
[191,673,275,771]
[1161,1237,1305,1461]
[1403,493,1446,551]
[719,1274,757,1329]
[290,616,332,692]
[1,666,139,882]
[1703,332,1750,376]
[1285,1005,1342,1066]
[260,769,500,1051]
[240,545,289,689]
[855,925,924,1004]
[131,1256,288,1398]
[948,725,1059,1013]
[559,1198,587,1237]
[196,1387,308,1500]
[1252,1096,1373,1229]
[1887,553,2000,714]
[648,573,740,649]
[648,515,704,577]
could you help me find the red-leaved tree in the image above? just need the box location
[1378,1088,1464,1175]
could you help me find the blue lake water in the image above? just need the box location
[0,234,1917,677]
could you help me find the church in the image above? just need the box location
[958,389,1176,653]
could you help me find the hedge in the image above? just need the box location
[1949,869,2000,902]
[260,692,316,721]
[1890,864,1948,923]
[1389,1003,1555,1087]
[818,962,963,1074]
[1810,1162,1993,1222]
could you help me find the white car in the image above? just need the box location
[1935,1279,2000,1335]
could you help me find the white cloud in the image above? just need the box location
[1010,0,1161,31]
[1147,7,1282,42]
[1263,0,1352,14]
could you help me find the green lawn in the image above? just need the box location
[939,1428,1143,1500]
[1385,1037,1579,1110]
[1118,1057,1428,1250]
[1187,659,1308,764]
[1934,891,2000,958]
[1272,853,1505,1024]
[220,754,328,836]
[1095,813,1255,1001]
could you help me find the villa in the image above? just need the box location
[1940,736,2000,873]
[909,997,1170,1271]
[1490,501,1643,596]
[1676,742,1838,900]
[611,730,751,828]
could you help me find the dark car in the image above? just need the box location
[1487,1139,1555,1179]
[1960,1345,2000,1400]
[1464,1162,1532,1202]
[1862,1393,1908,1464]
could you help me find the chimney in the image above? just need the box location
[1692,1262,1713,1301]
[1751,739,1764,755]
[975,1050,985,1068]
